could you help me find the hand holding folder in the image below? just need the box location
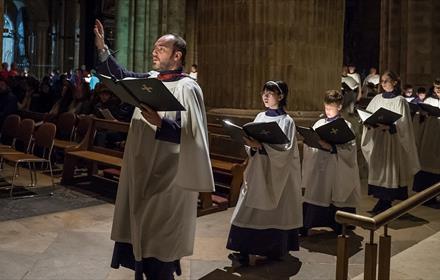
[95,72,185,111]
[418,103,440,117]
[297,118,355,150]
[356,107,402,127]
[222,120,290,145]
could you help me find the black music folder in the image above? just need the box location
[418,103,440,117]
[297,118,355,150]
[222,120,290,145]
[96,73,185,111]
[408,102,420,115]
[357,107,402,127]
[296,126,322,150]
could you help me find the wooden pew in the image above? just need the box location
[53,116,92,150]
[61,118,129,184]
[204,121,248,211]
[59,117,231,217]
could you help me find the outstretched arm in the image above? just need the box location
[93,19,149,79]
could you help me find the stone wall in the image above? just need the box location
[197,0,345,111]
[380,0,440,88]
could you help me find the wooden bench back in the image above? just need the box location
[18,110,47,122]
[206,109,322,162]
[74,117,130,158]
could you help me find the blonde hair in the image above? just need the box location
[324,90,343,105]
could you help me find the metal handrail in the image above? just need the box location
[335,182,440,229]
[335,182,440,280]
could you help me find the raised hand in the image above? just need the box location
[94,19,105,50]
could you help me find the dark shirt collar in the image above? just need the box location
[412,97,424,103]
[432,94,440,100]
[382,91,397,99]
[265,108,286,116]
[157,67,187,82]
[325,115,340,122]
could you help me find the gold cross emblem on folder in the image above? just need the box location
[330,128,338,135]
[141,84,153,93]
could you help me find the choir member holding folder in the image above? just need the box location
[300,90,361,235]
[222,120,290,145]
[412,79,440,202]
[409,87,428,149]
[226,81,302,266]
[361,71,420,214]
[94,19,214,280]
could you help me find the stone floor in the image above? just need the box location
[0,166,439,279]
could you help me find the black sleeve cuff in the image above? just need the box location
[389,124,397,134]
[258,146,267,155]
[155,117,181,144]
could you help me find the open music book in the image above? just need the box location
[95,73,185,111]
[297,118,355,150]
[357,108,402,127]
[341,76,359,90]
[222,120,290,145]
[418,103,440,117]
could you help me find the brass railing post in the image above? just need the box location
[378,225,391,280]
[364,230,377,280]
[334,183,440,280]
[336,225,349,280]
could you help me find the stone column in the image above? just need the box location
[34,21,49,77]
[184,0,197,72]
[115,0,189,71]
[380,0,440,87]
[57,0,65,72]
[115,0,130,67]
[0,0,4,60]
[163,0,186,35]
[62,0,78,72]
[73,0,80,69]
[116,0,160,71]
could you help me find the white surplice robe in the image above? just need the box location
[417,97,440,174]
[231,112,303,230]
[361,94,420,188]
[111,76,215,262]
[302,118,361,208]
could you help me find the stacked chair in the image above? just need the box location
[0,115,56,198]
[0,114,21,149]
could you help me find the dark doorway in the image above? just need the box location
[344,0,381,78]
